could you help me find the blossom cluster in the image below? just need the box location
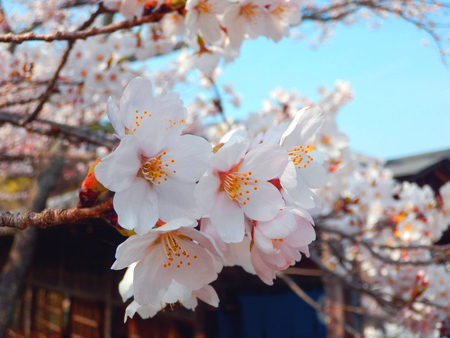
[94,77,327,319]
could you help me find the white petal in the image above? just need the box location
[120,77,154,129]
[134,248,172,305]
[111,232,158,270]
[171,239,218,290]
[107,96,125,138]
[241,181,284,221]
[297,160,327,189]
[119,263,136,302]
[164,135,212,183]
[195,168,221,215]
[114,178,159,235]
[133,104,186,157]
[209,140,249,171]
[240,142,288,180]
[210,191,245,243]
[154,179,200,221]
[280,107,324,148]
[94,135,141,192]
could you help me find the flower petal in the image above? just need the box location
[210,191,245,243]
[94,135,141,192]
[209,140,249,172]
[114,177,159,235]
[195,168,221,215]
[154,179,200,221]
[241,181,284,221]
[111,232,158,270]
[240,142,288,180]
[280,107,324,148]
[134,248,172,305]
[164,135,212,183]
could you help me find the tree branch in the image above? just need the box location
[0,10,169,43]
[0,111,117,149]
[0,197,113,230]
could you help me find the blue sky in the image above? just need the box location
[210,20,450,160]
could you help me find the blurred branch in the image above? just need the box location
[0,196,113,230]
[277,272,362,338]
[0,111,116,149]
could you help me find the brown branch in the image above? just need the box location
[0,111,117,149]
[284,267,323,276]
[0,10,169,43]
[0,196,113,230]
[277,272,362,338]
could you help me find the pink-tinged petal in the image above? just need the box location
[256,209,297,239]
[171,239,218,290]
[297,245,310,257]
[154,179,199,221]
[200,218,227,253]
[94,135,141,192]
[280,107,324,148]
[164,135,212,183]
[284,219,316,249]
[134,248,172,305]
[240,143,288,180]
[276,243,296,267]
[114,178,159,235]
[209,140,249,171]
[223,236,256,274]
[210,191,245,243]
[241,181,284,221]
[180,227,223,259]
[195,168,221,215]
[253,227,278,255]
[289,207,314,224]
[107,96,125,138]
[111,232,158,270]
[250,248,276,285]
[193,285,219,307]
[133,104,186,157]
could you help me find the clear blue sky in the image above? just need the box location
[209,20,450,161]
